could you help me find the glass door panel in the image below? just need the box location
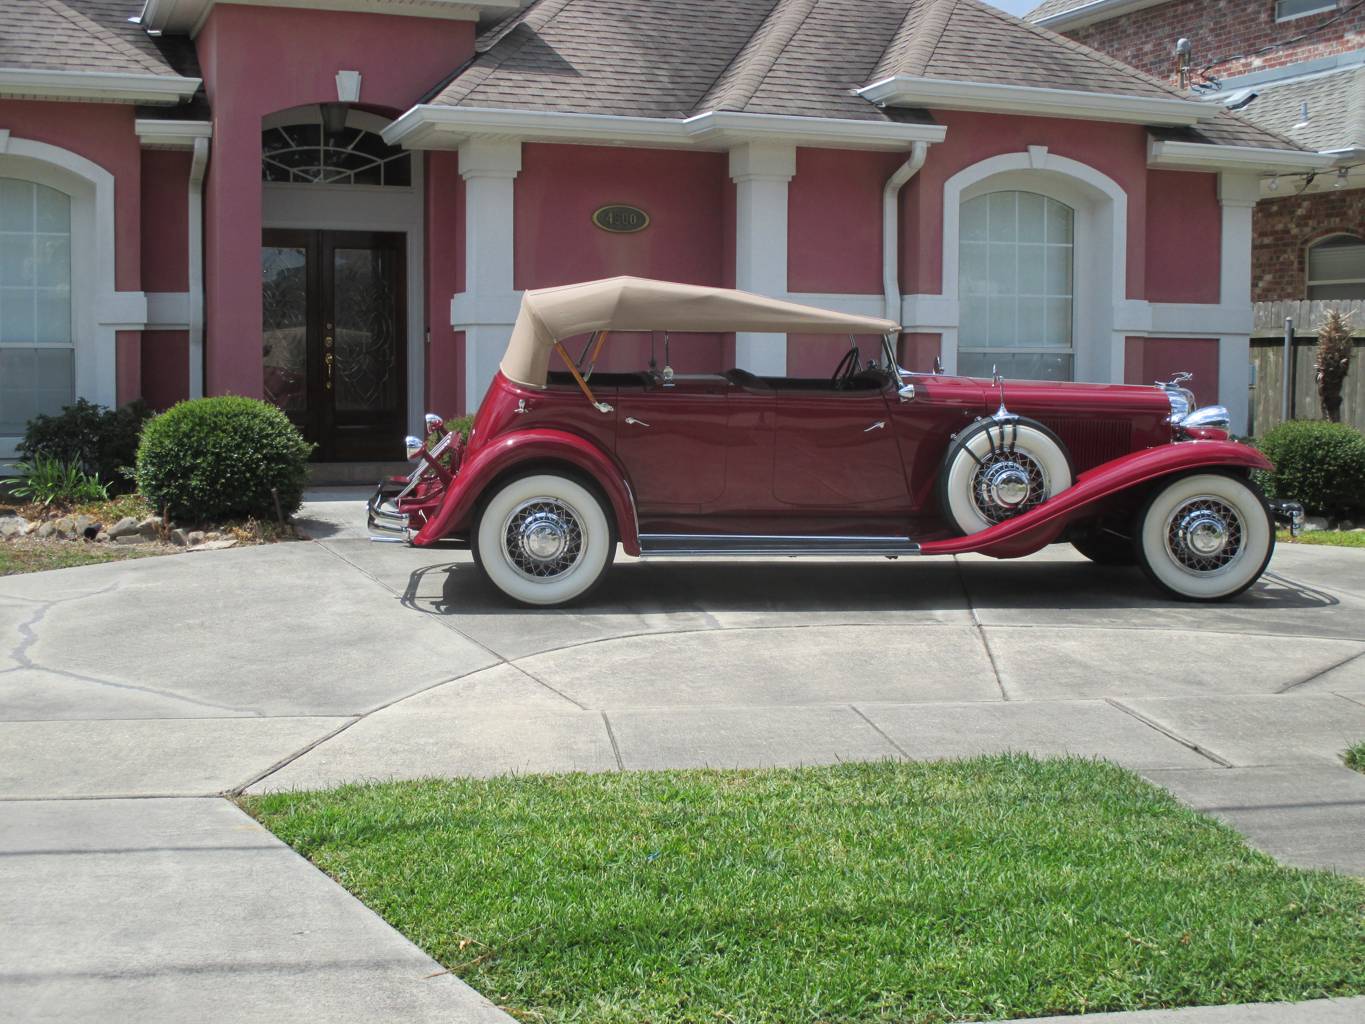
[262,245,309,414]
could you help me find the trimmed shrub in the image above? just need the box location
[136,397,313,522]
[19,398,151,491]
[1256,420,1365,519]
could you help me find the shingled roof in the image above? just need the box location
[1025,0,1102,21]
[0,0,192,77]
[426,0,1295,154]
[1234,65,1365,153]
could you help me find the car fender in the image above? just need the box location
[920,440,1273,559]
[411,429,641,554]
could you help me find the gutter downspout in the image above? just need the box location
[883,140,928,324]
[187,134,209,399]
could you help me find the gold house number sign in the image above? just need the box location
[592,204,650,233]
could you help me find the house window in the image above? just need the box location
[0,178,72,434]
[1306,233,1365,300]
[1276,0,1336,21]
[959,191,1074,381]
[262,121,411,186]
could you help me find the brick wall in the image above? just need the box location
[1252,186,1365,300]
[1062,0,1365,85]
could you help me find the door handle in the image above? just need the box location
[625,416,650,427]
[864,420,885,432]
[324,351,333,390]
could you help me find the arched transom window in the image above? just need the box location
[262,119,411,187]
[958,190,1075,381]
[1306,233,1365,300]
[0,178,72,433]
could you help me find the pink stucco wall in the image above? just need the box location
[426,151,464,414]
[140,150,190,294]
[196,4,475,398]
[788,148,904,294]
[141,332,189,411]
[901,111,1151,300]
[514,144,730,289]
[1145,170,1221,305]
[1125,337,1220,407]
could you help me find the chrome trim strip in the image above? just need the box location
[638,533,922,558]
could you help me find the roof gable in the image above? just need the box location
[0,0,186,77]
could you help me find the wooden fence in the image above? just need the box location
[1248,330,1365,437]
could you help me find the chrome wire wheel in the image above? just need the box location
[1164,496,1242,573]
[971,450,1048,525]
[502,498,584,580]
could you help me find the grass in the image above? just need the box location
[1278,530,1365,548]
[1346,742,1365,774]
[245,757,1365,1024]
[0,538,157,576]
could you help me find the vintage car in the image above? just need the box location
[369,277,1301,606]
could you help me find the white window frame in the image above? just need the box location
[0,138,115,461]
[941,152,1127,384]
[1305,232,1365,299]
[957,190,1077,380]
[1275,0,1337,23]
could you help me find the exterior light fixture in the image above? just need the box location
[1267,174,1280,191]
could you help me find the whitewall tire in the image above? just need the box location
[472,473,615,606]
[941,418,1072,535]
[1136,472,1274,602]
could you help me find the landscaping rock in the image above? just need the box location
[170,528,190,547]
[53,517,77,539]
[0,516,27,539]
[186,531,205,547]
[22,520,40,535]
[114,533,149,545]
[108,516,141,539]
[1302,516,1329,533]
[138,515,162,539]
[204,531,221,542]
[189,538,237,551]
[74,514,94,536]
[36,522,56,539]
[1338,519,1356,531]
[95,531,109,543]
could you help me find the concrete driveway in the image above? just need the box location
[2,490,1363,1022]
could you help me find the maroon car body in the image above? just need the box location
[370,278,1297,606]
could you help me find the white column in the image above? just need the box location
[1216,172,1258,434]
[457,137,522,414]
[730,142,795,375]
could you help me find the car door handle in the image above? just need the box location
[864,421,885,432]
[625,417,650,427]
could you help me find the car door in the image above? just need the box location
[772,382,911,511]
[614,377,728,517]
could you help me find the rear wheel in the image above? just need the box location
[472,473,615,606]
[1135,472,1274,601]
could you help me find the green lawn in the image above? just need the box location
[245,757,1365,1024]
[1278,530,1365,548]
[0,540,157,576]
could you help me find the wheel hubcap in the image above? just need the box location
[972,452,1047,524]
[1166,497,1242,572]
[503,499,583,579]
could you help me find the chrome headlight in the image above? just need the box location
[404,435,425,460]
[1177,405,1231,436]
[424,412,445,435]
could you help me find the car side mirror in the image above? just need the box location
[898,382,916,402]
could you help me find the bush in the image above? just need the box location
[19,399,151,491]
[9,455,109,507]
[135,397,314,522]
[1256,420,1365,519]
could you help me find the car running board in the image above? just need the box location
[638,534,923,558]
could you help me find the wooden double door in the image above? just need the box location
[261,229,406,461]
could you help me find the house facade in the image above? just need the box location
[1027,0,1365,313]
[0,0,1325,465]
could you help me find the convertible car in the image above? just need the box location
[369,277,1301,606]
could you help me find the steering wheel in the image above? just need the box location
[830,347,861,389]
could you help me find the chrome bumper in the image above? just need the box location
[1268,499,1304,538]
[367,481,411,543]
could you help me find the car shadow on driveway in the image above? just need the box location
[399,556,1339,618]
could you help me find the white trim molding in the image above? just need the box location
[134,119,213,150]
[188,136,209,398]
[731,143,796,376]
[1148,138,1333,173]
[0,68,200,106]
[858,76,1209,127]
[145,293,191,330]
[138,0,519,35]
[384,106,946,153]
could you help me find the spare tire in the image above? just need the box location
[939,417,1072,535]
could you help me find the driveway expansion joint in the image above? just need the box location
[1105,699,1234,768]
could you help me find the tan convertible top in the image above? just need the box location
[500,277,901,388]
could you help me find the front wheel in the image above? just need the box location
[472,473,615,606]
[1135,472,1274,601]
